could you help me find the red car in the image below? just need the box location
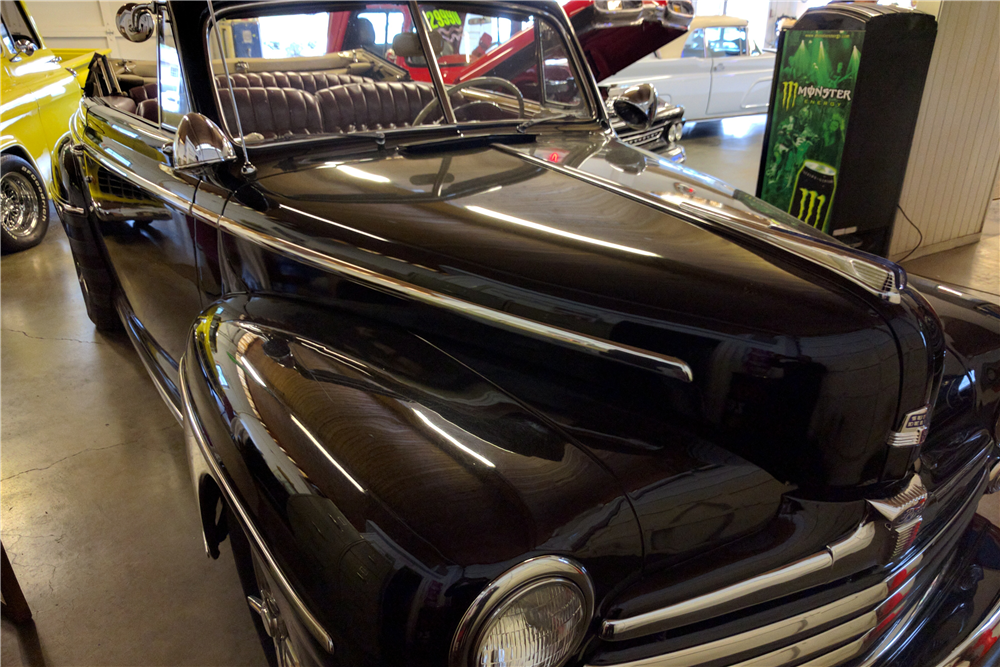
[321,1,692,155]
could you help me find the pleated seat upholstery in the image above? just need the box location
[315,81,440,133]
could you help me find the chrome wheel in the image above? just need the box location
[1,171,41,238]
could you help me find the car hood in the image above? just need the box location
[567,0,693,81]
[228,132,939,495]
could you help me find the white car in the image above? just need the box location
[604,15,775,121]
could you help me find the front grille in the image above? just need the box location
[97,167,154,202]
[621,129,664,146]
[589,456,988,667]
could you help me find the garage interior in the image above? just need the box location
[2,1,999,666]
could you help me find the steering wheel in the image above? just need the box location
[413,76,526,126]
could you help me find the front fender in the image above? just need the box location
[910,275,1000,482]
[182,295,642,666]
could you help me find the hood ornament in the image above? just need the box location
[868,474,927,562]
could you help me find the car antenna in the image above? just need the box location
[207,0,257,178]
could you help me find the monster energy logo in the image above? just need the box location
[781,82,852,110]
[781,81,799,110]
[796,189,827,225]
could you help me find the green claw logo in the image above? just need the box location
[782,81,799,110]
[796,188,827,226]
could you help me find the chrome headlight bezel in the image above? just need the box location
[449,555,595,667]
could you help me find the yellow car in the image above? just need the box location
[1,0,104,252]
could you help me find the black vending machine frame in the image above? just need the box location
[756,3,936,257]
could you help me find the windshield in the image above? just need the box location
[208,1,593,145]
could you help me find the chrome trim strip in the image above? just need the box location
[601,521,875,641]
[80,143,693,383]
[729,610,877,667]
[590,583,888,667]
[179,356,336,654]
[210,209,693,383]
[114,293,183,424]
[491,143,904,304]
[448,555,595,667]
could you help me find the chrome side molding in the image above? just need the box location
[80,142,694,384]
[600,521,876,641]
[493,143,905,305]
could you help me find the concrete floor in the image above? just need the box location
[1,123,997,665]
[1,217,267,666]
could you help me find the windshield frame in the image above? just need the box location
[203,0,603,150]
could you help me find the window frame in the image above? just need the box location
[0,1,41,53]
[680,28,706,59]
[706,25,748,58]
[203,0,602,149]
[157,5,194,132]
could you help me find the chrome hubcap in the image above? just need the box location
[1,172,40,237]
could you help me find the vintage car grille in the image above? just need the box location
[97,167,154,202]
[589,450,989,667]
[621,128,665,146]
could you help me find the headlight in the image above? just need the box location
[668,122,684,143]
[450,556,595,667]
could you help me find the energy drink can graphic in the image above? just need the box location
[790,161,837,231]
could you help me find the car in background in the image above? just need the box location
[1,0,103,252]
[605,15,775,122]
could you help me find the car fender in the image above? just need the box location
[181,294,643,664]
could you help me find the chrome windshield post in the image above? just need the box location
[206,0,256,178]
[409,0,456,126]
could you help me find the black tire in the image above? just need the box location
[59,205,121,331]
[1,153,50,253]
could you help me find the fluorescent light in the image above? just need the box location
[336,164,391,183]
[466,205,660,258]
[290,414,366,493]
[239,356,266,387]
[279,204,390,243]
[413,409,495,468]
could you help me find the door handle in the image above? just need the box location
[713,63,725,71]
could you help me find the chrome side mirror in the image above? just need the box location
[611,83,658,132]
[12,39,37,58]
[116,3,155,43]
[173,114,236,170]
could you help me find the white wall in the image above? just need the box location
[28,1,154,60]
[888,1,1000,260]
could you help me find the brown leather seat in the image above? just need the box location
[102,95,138,114]
[129,82,158,103]
[315,82,440,133]
[137,99,159,122]
[219,87,323,140]
[216,72,371,94]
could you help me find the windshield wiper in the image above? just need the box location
[516,112,578,134]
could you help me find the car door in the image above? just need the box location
[81,6,202,395]
[706,24,773,116]
[606,28,711,118]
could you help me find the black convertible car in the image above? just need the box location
[53,1,1000,666]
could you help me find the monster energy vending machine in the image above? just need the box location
[756,3,936,256]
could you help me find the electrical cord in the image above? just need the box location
[896,204,923,263]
